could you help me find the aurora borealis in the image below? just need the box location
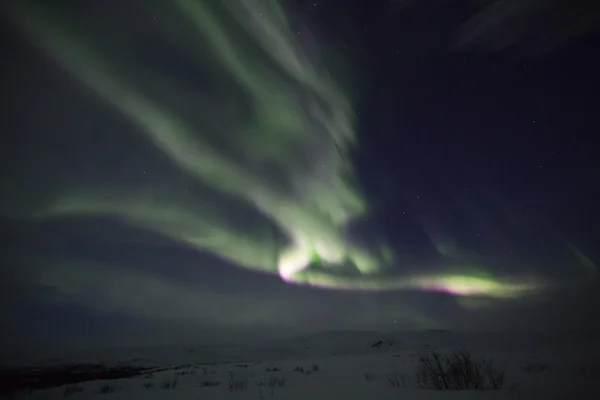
[14,0,383,280]
[1,0,599,346]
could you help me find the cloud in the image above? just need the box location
[391,0,600,55]
[455,0,600,55]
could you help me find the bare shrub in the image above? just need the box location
[199,380,220,387]
[415,350,505,390]
[63,384,83,397]
[227,371,248,392]
[364,371,378,382]
[97,384,117,394]
[268,376,286,388]
[159,378,178,389]
[260,375,286,398]
[577,365,600,379]
[387,371,410,387]
[523,362,549,373]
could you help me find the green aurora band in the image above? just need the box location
[9,0,560,299]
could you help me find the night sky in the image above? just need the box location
[1,0,599,351]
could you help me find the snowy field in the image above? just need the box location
[2,330,599,399]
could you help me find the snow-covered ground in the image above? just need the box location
[2,330,599,399]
